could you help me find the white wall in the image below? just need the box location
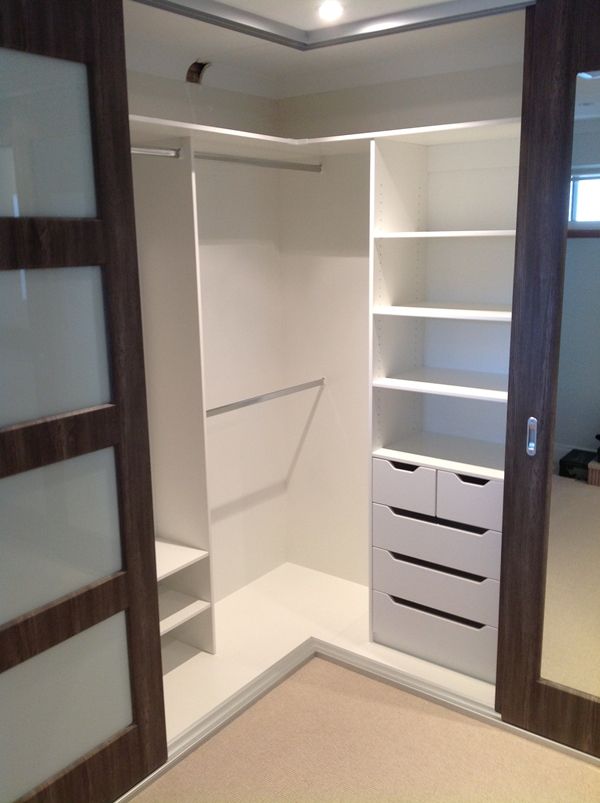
[277,63,523,138]
[279,154,371,585]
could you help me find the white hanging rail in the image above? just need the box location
[194,151,322,173]
[131,145,181,158]
[206,378,325,418]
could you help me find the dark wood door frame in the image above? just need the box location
[496,0,600,757]
[0,2,167,800]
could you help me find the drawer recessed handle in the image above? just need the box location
[389,595,485,629]
[387,506,488,534]
[457,474,489,486]
[388,551,486,583]
[390,461,419,472]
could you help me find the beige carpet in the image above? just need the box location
[135,658,600,803]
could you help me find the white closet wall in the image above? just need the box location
[279,153,370,584]
[196,151,371,597]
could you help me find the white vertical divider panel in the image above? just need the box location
[369,140,377,641]
[132,138,215,654]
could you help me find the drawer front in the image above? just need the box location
[372,459,436,515]
[372,547,499,626]
[372,503,501,580]
[372,590,498,683]
[436,471,503,531]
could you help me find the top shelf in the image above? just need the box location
[155,539,208,582]
[374,230,516,239]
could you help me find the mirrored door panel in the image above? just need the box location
[540,74,600,699]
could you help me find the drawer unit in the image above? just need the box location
[372,590,498,683]
[372,547,499,627]
[372,458,436,515]
[372,503,501,580]
[436,471,503,532]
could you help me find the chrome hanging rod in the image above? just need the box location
[206,378,325,418]
[194,151,322,173]
[131,146,181,158]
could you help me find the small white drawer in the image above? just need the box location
[372,458,436,515]
[372,547,499,626]
[372,590,498,683]
[436,471,503,531]
[372,503,501,580]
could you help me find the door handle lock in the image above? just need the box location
[526,417,538,457]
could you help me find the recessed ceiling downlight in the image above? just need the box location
[319,1,344,23]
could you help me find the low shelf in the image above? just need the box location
[155,540,209,582]
[374,230,516,239]
[374,432,505,480]
[158,589,211,637]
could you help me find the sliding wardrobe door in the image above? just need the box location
[0,2,167,801]
[497,0,600,757]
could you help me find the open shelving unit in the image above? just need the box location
[370,119,520,478]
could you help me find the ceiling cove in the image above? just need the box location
[132,0,533,50]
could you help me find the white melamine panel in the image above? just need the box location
[372,548,500,626]
[373,367,507,402]
[373,304,512,322]
[0,267,110,428]
[0,449,121,625]
[155,539,208,582]
[372,503,501,579]
[373,315,510,384]
[373,236,515,311]
[0,48,96,217]
[279,153,371,586]
[158,589,211,637]
[0,614,132,802]
[133,142,212,558]
[372,458,436,515]
[158,558,212,642]
[374,134,519,234]
[196,157,289,600]
[437,471,504,531]
[372,591,498,682]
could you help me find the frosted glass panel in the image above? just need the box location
[0,267,111,427]
[0,613,132,801]
[0,449,122,625]
[0,47,96,217]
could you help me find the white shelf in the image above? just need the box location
[158,589,211,637]
[373,368,508,402]
[373,303,512,322]
[374,433,505,480]
[161,635,203,676]
[374,230,516,239]
[155,539,209,582]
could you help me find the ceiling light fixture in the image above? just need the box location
[319,1,344,23]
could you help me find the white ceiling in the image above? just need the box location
[124,1,525,99]
[214,0,451,29]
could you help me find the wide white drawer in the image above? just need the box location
[372,503,501,580]
[372,458,436,515]
[437,471,503,531]
[372,590,498,683]
[372,547,499,626]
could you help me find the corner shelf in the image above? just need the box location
[155,539,209,582]
[158,589,211,637]
[373,368,508,402]
[373,303,512,322]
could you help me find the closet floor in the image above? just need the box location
[163,563,494,749]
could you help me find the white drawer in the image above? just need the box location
[372,503,501,580]
[372,590,498,683]
[372,547,499,626]
[436,471,503,531]
[372,458,436,515]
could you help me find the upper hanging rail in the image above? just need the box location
[130,145,322,172]
[206,378,325,418]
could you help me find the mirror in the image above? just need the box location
[540,71,600,698]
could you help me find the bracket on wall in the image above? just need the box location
[132,0,533,51]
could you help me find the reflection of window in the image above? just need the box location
[570,175,600,222]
